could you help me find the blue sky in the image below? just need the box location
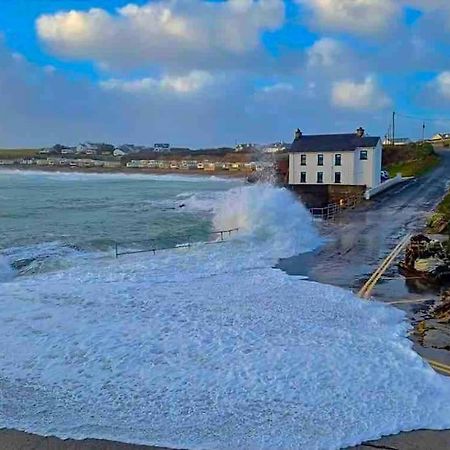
[1,0,450,147]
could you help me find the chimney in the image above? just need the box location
[294,128,303,141]
[356,127,365,138]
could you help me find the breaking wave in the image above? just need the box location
[213,184,319,259]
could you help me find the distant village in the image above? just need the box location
[0,141,290,173]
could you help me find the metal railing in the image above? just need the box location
[114,228,239,258]
[309,195,362,221]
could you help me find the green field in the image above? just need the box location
[386,154,440,178]
[385,143,440,178]
[0,149,39,159]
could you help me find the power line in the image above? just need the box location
[396,112,450,123]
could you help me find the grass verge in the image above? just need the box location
[385,143,440,178]
[387,154,440,178]
[0,149,39,159]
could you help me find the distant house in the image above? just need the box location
[61,147,76,155]
[235,143,256,153]
[113,148,127,157]
[40,144,66,155]
[430,133,450,142]
[116,144,147,154]
[382,137,412,146]
[103,161,122,169]
[154,143,171,153]
[261,142,290,154]
[288,127,382,190]
[76,143,98,155]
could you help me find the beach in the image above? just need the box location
[0,430,172,450]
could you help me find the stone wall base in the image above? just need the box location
[288,184,366,208]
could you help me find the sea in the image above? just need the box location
[0,169,449,450]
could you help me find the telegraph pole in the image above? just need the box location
[392,111,396,145]
[422,121,426,143]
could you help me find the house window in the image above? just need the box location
[300,154,307,166]
[317,154,324,166]
[317,172,323,183]
[360,150,368,160]
[334,172,342,184]
[300,172,307,183]
[335,154,342,166]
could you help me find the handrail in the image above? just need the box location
[310,195,363,221]
[114,228,239,258]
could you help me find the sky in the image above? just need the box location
[2,0,450,148]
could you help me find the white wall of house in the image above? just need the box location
[289,140,382,188]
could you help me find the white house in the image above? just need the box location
[430,133,450,142]
[288,128,382,189]
[382,137,412,146]
[154,143,171,153]
[76,143,98,155]
[113,148,127,157]
[261,142,290,154]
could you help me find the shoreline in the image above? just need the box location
[0,429,172,450]
[0,164,249,179]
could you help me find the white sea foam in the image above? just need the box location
[0,256,15,282]
[0,169,241,183]
[0,184,449,449]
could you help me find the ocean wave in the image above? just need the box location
[0,168,243,184]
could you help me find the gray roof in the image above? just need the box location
[290,134,380,153]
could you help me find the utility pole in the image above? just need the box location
[422,121,426,143]
[392,111,396,145]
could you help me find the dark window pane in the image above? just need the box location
[335,172,341,184]
[300,172,306,183]
[335,154,342,166]
[317,172,323,183]
[301,154,307,165]
[360,150,368,160]
[317,154,324,166]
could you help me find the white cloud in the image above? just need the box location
[405,0,450,11]
[306,38,346,68]
[36,0,285,71]
[332,76,391,110]
[299,0,401,35]
[260,82,294,93]
[100,70,214,94]
[434,72,450,99]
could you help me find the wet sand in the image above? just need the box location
[0,429,172,450]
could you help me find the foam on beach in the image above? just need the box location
[1,183,450,449]
[0,168,240,183]
[0,255,15,282]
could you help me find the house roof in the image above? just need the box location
[290,133,380,153]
